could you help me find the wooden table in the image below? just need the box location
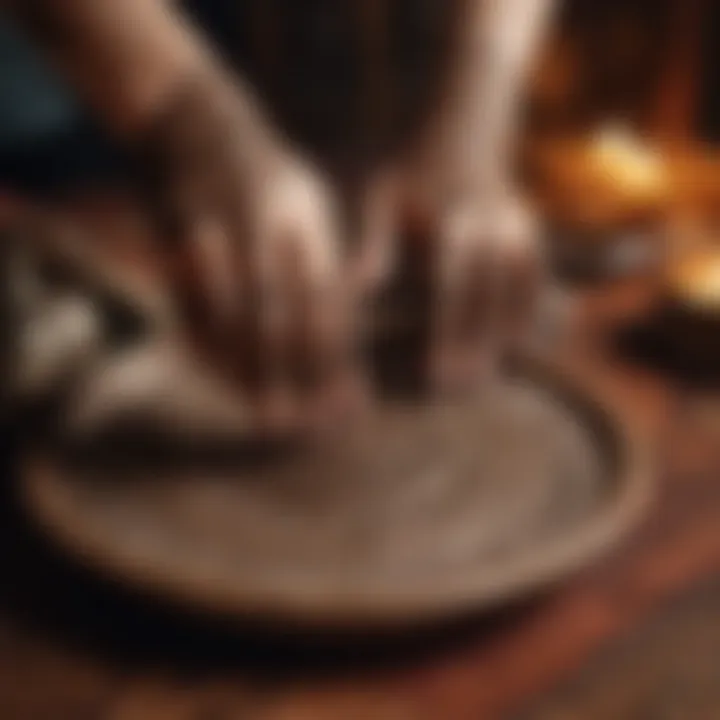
[2,203,720,719]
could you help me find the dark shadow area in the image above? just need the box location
[698,0,720,144]
[614,308,720,390]
[0,119,129,199]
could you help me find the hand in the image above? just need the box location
[138,71,362,435]
[349,0,553,395]
[357,159,544,396]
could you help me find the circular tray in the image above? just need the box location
[20,356,651,630]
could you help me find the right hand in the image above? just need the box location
[139,71,364,436]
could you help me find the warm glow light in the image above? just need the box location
[589,123,668,198]
[673,253,720,308]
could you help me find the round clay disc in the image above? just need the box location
[20,357,651,629]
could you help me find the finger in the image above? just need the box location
[350,172,399,299]
[430,209,504,393]
[172,214,240,362]
[284,230,365,429]
[261,230,316,433]
[190,215,241,330]
[228,227,299,434]
[290,253,353,403]
[492,202,544,350]
[283,176,366,426]
[170,215,288,439]
[297,285,366,431]
[256,175,346,432]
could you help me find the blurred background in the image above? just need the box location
[3,0,720,282]
[525,0,720,285]
[3,1,720,718]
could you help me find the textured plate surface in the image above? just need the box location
[20,358,651,629]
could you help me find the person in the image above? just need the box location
[1,0,555,435]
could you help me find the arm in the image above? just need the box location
[377,0,559,393]
[431,0,558,196]
[2,0,358,435]
[4,0,266,143]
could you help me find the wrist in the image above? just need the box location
[131,64,284,217]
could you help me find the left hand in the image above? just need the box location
[355,158,544,395]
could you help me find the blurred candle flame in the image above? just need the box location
[590,122,668,199]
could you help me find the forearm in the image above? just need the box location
[3,0,274,153]
[442,0,557,192]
